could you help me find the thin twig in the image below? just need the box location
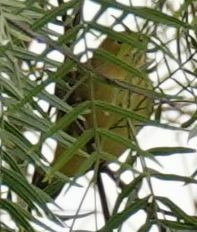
[97,171,110,222]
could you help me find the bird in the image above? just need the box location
[33,31,153,198]
[52,32,153,175]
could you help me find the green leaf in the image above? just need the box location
[147,147,196,156]
[159,219,197,230]
[138,220,152,232]
[1,123,44,165]
[0,0,25,8]
[87,22,149,51]
[94,0,191,29]
[0,75,23,99]
[148,168,197,184]
[42,101,90,141]
[9,26,32,42]
[1,167,52,213]
[0,199,59,232]
[11,61,75,111]
[0,199,35,232]
[188,125,197,141]
[155,104,162,122]
[97,128,147,155]
[113,175,144,215]
[99,196,149,231]
[4,13,31,24]
[7,107,89,160]
[51,129,94,173]
[95,100,185,131]
[2,151,24,176]
[10,46,60,66]
[58,24,83,45]
[0,221,16,232]
[156,196,197,226]
[95,48,146,80]
[31,0,80,30]
[26,79,73,114]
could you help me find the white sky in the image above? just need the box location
[34,1,197,231]
[4,0,196,231]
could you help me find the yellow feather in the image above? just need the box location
[53,33,153,176]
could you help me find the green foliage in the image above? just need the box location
[0,0,196,231]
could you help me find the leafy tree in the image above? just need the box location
[0,0,196,231]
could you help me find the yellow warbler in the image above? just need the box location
[53,33,153,177]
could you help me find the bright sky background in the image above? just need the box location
[33,1,197,231]
[7,0,197,231]
[29,0,197,231]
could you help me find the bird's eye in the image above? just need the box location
[117,41,122,45]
